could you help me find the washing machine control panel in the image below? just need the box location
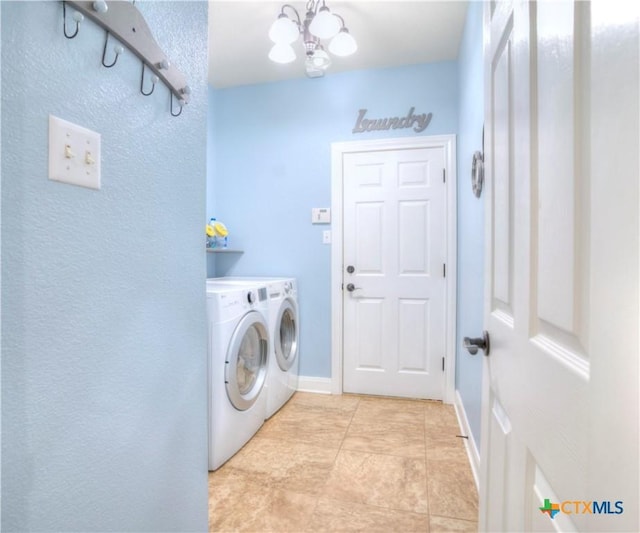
[245,288,267,305]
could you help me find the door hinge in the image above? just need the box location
[442,357,445,372]
[443,263,446,277]
[442,168,446,183]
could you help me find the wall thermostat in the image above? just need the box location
[311,208,331,224]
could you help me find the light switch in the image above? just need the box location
[49,115,101,190]
[312,207,331,224]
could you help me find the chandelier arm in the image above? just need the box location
[333,13,346,28]
[280,4,303,27]
[306,0,325,15]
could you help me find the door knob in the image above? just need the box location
[346,283,361,292]
[463,331,490,356]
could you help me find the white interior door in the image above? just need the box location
[479,1,639,531]
[341,143,448,400]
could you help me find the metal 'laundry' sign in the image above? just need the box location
[352,107,433,134]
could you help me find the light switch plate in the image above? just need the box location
[49,115,101,190]
[312,207,331,224]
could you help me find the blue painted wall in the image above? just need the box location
[455,1,485,451]
[1,2,208,530]
[209,62,459,378]
[0,5,3,523]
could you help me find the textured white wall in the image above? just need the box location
[1,2,208,530]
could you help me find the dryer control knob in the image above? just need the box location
[247,291,255,304]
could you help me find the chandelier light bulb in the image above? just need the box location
[269,14,299,44]
[329,27,358,57]
[268,43,296,64]
[309,6,340,40]
[311,48,332,70]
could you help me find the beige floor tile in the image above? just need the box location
[288,391,361,413]
[342,397,430,458]
[352,396,427,425]
[342,418,426,458]
[209,467,318,532]
[210,393,478,532]
[223,436,338,495]
[425,402,459,428]
[257,402,354,448]
[310,497,430,532]
[430,515,478,532]
[427,444,470,463]
[425,424,465,444]
[323,449,429,514]
[427,460,478,521]
[425,428,469,463]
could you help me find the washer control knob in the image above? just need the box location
[247,291,255,304]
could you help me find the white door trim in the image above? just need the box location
[330,135,457,403]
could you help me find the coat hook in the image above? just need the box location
[140,63,159,96]
[92,0,108,13]
[61,0,191,116]
[102,32,124,68]
[170,93,185,117]
[63,2,84,39]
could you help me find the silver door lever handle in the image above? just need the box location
[346,283,362,292]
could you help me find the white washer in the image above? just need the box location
[206,282,270,471]
[210,277,300,419]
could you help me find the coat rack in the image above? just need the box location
[62,0,190,117]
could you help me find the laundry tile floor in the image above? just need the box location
[209,392,478,532]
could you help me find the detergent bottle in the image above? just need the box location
[212,219,229,248]
[206,218,216,248]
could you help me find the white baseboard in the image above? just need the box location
[454,390,481,491]
[296,376,333,394]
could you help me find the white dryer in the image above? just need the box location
[206,281,270,471]
[210,277,300,419]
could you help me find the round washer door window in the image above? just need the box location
[225,310,269,411]
[275,298,298,372]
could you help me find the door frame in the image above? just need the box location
[330,135,457,403]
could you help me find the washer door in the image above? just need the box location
[225,310,269,411]
[275,298,298,372]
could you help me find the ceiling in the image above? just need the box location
[208,1,469,89]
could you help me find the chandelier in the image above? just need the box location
[268,1,358,78]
